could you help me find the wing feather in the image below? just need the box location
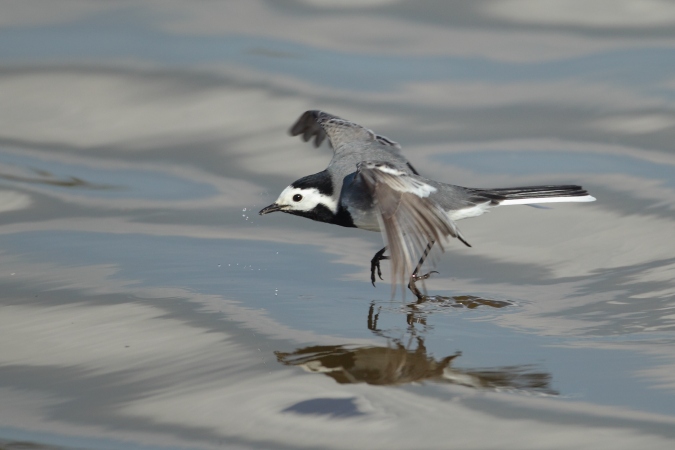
[289,110,401,154]
[356,161,469,293]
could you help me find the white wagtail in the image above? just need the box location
[260,110,595,293]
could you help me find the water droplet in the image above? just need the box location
[243,208,247,212]
[217,264,221,267]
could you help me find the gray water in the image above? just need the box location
[1,1,675,449]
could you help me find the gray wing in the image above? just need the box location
[289,110,402,155]
[356,161,470,292]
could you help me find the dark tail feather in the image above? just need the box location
[472,185,595,205]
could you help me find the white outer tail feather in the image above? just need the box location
[500,195,596,206]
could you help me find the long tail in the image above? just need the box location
[475,185,596,206]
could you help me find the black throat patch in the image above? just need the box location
[285,204,355,228]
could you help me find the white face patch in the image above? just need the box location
[274,186,338,213]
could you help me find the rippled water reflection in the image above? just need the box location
[2,1,675,449]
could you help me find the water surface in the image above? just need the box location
[1,1,675,449]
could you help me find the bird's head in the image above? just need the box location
[259,171,338,222]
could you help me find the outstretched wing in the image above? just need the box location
[356,161,470,292]
[289,110,402,154]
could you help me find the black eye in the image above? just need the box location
[292,194,303,202]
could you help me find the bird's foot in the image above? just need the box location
[370,248,389,287]
[407,271,439,298]
[410,270,439,282]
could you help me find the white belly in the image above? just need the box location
[448,201,492,221]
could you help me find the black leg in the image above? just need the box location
[408,241,438,296]
[367,301,381,331]
[370,246,389,287]
[411,241,435,279]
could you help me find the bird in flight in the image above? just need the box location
[260,110,595,295]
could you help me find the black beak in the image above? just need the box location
[259,203,284,215]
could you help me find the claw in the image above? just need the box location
[370,247,389,287]
[407,271,438,298]
[411,270,439,282]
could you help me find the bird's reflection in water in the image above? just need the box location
[276,297,556,394]
[276,341,555,393]
[437,295,513,309]
[401,294,513,328]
